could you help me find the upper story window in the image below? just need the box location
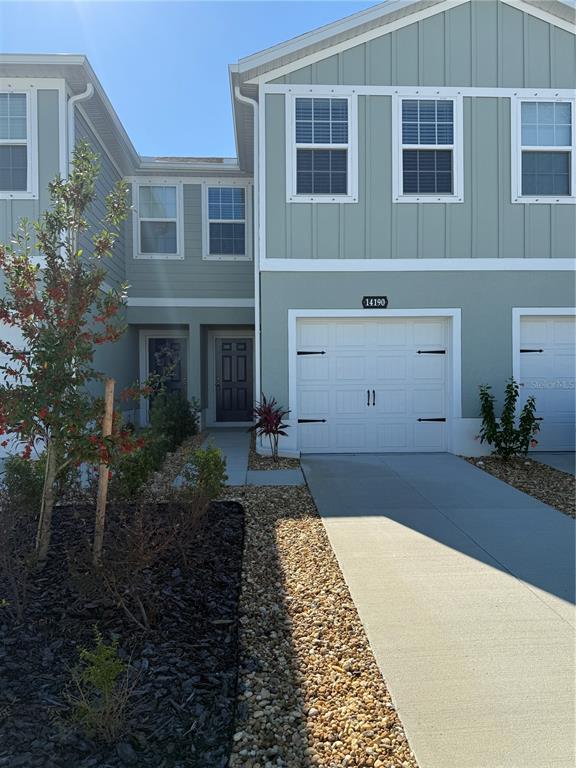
[134,183,183,259]
[0,91,37,200]
[393,95,463,203]
[204,186,249,260]
[287,94,358,203]
[512,98,575,204]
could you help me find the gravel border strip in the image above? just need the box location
[227,485,418,768]
[466,456,575,518]
[248,433,301,471]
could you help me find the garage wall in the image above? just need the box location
[259,270,575,419]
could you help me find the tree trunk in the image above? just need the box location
[93,378,115,566]
[35,441,57,568]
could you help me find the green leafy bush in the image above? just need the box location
[180,445,227,501]
[2,453,77,513]
[478,379,540,460]
[149,393,198,452]
[2,455,45,513]
[109,429,168,499]
[65,627,135,743]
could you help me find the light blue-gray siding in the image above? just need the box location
[272,1,576,89]
[126,183,254,299]
[75,108,127,288]
[260,270,576,419]
[266,1,576,261]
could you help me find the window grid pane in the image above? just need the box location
[296,148,348,195]
[403,149,453,194]
[139,186,177,219]
[402,99,453,146]
[0,93,27,141]
[521,101,572,147]
[140,221,177,254]
[209,222,245,256]
[295,97,348,145]
[521,151,571,196]
[0,145,27,191]
[208,187,245,220]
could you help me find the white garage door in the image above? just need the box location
[519,315,575,451]
[296,317,451,453]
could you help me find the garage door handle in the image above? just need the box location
[520,349,543,353]
[372,389,376,406]
[418,418,446,422]
[367,389,370,406]
[298,418,327,424]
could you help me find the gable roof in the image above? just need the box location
[232,0,575,85]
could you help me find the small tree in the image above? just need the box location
[478,379,540,460]
[0,141,141,566]
[250,394,290,463]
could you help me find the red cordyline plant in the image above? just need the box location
[0,140,145,567]
[250,394,290,463]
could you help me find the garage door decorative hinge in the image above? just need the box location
[520,349,543,353]
[417,350,446,354]
[297,350,326,355]
[417,418,446,422]
[298,418,327,423]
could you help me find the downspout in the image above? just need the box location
[234,85,261,412]
[67,83,94,170]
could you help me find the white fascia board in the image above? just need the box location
[127,298,255,308]
[260,258,576,271]
[263,84,576,99]
[243,0,574,85]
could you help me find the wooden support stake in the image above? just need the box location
[93,377,115,566]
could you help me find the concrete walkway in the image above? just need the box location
[302,453,575,768]
[203,428,304,486]
[531,451,575,476]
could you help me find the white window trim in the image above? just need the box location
[132,180,184,260]
[511,96,576,205]
[392,93,464,204]
[0,87,38,200]
[285,92,358,204]
[201,180,253,261]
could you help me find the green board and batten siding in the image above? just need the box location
[265,1,576,261]
[0,89,61,249]
[126,183,254,299]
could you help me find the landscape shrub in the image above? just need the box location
[2,454,46,514]
[108,429,169,499]
[478,379,540,460]
[149,393,198,452]
[187,445,228,500]
[250,394,289,463]
[65,627,137,743]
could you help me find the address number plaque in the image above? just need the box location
[362,296,389,309]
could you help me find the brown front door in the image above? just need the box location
[215,338,253,422]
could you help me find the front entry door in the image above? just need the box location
[216,338,253,422]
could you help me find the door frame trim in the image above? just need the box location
[287,308,462,453]
[206,329,256,427]
[138,329,189,426]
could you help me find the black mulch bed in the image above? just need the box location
[0,500,244,768]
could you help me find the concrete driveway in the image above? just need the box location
[302,453,575,768]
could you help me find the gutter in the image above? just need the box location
[233,85,261,409]
[67,83,94,170]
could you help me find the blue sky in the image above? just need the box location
[0,1,380,157]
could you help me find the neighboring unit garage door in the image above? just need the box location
[296,317,451,453]
[519,315,576,451]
